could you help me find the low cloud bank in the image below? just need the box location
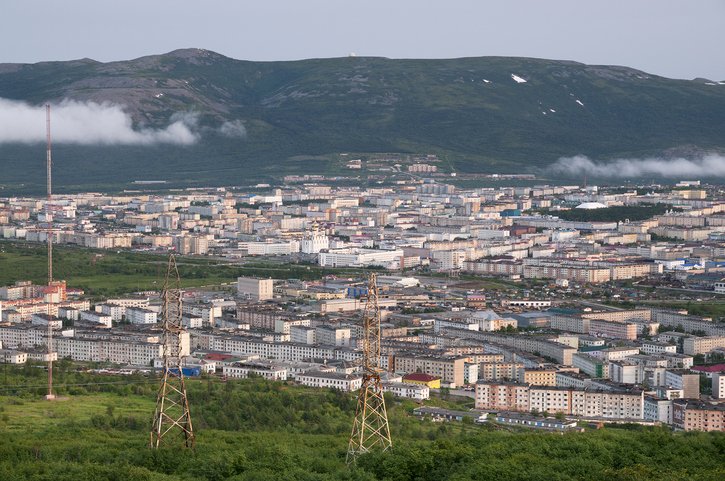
[549,154,725,178]
[0,98,247,145]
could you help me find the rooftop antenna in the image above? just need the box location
[346,273,392,465]
[150,254,195,451]
[45,105,55,401]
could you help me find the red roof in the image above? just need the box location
[205,353,233,361]
[403,373,440,383]
[691,364,725,373]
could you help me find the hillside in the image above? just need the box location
[1,49,724,191]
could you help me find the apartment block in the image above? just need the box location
[393,353,468,386]
[674,400,725,432]
[237,277,274,301]
[479,362,525,381]
[684,336,725,356]
[519,367,557,386]
[475,380,530,411]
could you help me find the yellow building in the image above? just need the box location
[519,367,557,386]
[403,373,441,389]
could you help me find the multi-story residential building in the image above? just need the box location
[79,310,112,328]
[598,347,641,362]
[475,380,530,411]
[652,308,725,337]
[589,319,638,340]
[237,277,274,301]
[223,361,287,381]
[644,396,674,424]
[609,361,643,384]
[275,318,311,335]
[103,297,150,317]
[383,382,429,401]
[673,400,725,432]
[31,313,63,328]
[98,303,124,322]
[290,326,316,344]
[476,381,644,419]
[571,353,609,378]
[0,349,28,364]
[125,307,157,325]
[519,367,557,386]
[529,386,574,414]
[296,371,362,391]
[315,325,351,347]
[479,362,524,381]
[684,336,725,356]
[437,328,577,365]
[640,341,677,355]
[393,353,468,386]
[665,369,700,399]
[712,372,725,400]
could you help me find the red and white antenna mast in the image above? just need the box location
[47,105,53,285]
[45,104,55,401]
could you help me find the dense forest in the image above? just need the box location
[1,366,725,480]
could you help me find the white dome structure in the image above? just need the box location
[575,202,607,210]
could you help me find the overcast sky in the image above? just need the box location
[2,0,724,80]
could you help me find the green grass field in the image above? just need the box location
[0,392,156,432]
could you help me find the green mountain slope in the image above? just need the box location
[1,49,724,190]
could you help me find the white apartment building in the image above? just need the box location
[79,311,112,328]
[275,318,311,335]
[433,250,466,271]
[684,336,725,356]
[713,372,725,400]
[223,362,288,381]
[57,306,80,321]
[609,361,643,384]
[318,248,404,268]
[290,326,316,344]
[644,396,674,424]
[315,326,351,347]
[182,315,203,329]
[183,303,222,325]
[0,349,28,364]
[383,382,430,401]
[105,297,150,315]
[99,304,124,322]
[125,307,158,325]
[640,341,677,355]
[237,277,274,301]
[31,314,63,329]
[529,386,573,414]
[296,371,362,392]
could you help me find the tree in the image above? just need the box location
[555,411,566,420]
[530,408,539,417]
[542,411,549,418]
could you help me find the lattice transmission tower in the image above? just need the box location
[150,254,195,451]
[346,273,392,466]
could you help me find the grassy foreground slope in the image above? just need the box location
[1,50,724,190]
[1,366,725,480]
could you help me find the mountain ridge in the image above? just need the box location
[0,49,724,190]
